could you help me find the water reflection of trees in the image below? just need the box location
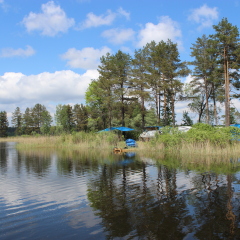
[0,142,8,174]
[14,148,112,176]
[87,155,240,239]
[87,156,192,239]
[12,149,52,176]
[189,173,240,239]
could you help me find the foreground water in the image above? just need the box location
[1,142,240,239]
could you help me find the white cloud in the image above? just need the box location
[0,45,35,58]
[61,46,111,69]
[0,70,99,106]
[79,10,116,29]
[117,7,130,20]
[78,7,130,30]
[137,16,182,47]
[231,98,240,112]
[102,28,135,44]
[21,1,75,36]
[188,4,218,30]
[184,75,193,84]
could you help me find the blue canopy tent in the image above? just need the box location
[98,127,134,132]
[98,127,136,147]
[98,127,116,132]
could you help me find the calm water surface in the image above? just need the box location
[1,142,240,239]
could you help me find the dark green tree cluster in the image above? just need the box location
[0,111,8,137]
[86,40,189,130]
[55,103,88,133]
[11,103,52,135]
[4,103,89,136]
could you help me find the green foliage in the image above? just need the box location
[154,126,184,148]
[182,111,193,126]
[153,123,240,148]
[55,104,75,133]
[40,110,52,135]
[12,107,23,135]
[0,111,8,137]
[191,122,214,131]
[73,104,88,131]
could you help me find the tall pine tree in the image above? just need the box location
[211,18,240,126]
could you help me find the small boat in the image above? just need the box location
[113,147,136,154]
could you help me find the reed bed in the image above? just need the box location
[0,132,123,151]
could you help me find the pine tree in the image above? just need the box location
[11,107,22,135]
[40,110,52,134]
[211,18,240,126]
[131,47,151,130]
[32,103,47,133]
[190,35,216,124]
[0,111,8,137]
[73,104,88,131]
[160,40,189,126]
[23,107,34,135]
[111,50,132,127]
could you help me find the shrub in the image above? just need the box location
[152,124,240,148]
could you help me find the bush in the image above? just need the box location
[186,124,235,146]
[154,126,185,148]
[152,124,240,148]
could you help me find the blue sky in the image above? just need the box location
[1,0,240,124]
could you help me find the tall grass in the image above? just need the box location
[0,131,122,150]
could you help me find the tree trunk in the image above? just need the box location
[171,93,175,126]
[204,76,210,124]
[141,94,145,130]
[224,48,230,126]
[164,90,167,126]
[212,84,218,125]
[155,89,159,124]
[158,92,161,125]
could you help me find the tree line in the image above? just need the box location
[1,18,240,137]
[0,103,88,137]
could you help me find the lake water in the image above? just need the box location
[1,142,240,239]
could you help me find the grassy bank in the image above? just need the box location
[0,131,123,150]
[1,123,240,163]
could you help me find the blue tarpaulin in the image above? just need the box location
[125,139,137,147]
[115,127,134,131]
[99,127,116,132]
[99,127,134,132]
[231,124,240,128]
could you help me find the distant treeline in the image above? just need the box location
[0,103,89,137]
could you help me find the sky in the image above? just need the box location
[1,0,240,125]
